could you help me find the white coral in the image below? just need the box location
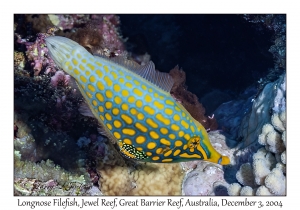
[280,151,286,164]
[253,159,270,185]
[227,183,241,196]
[265,168,286,195]
[256,186,273,195]
[252,147,268,160]
[279,111,286,128]
[240,186,254,196]
[276,162,286,174]
[258,124,274,145]
[271,113,285,132]
[227,74,286,196]
[266,130,285,153]
[282,131,286,147]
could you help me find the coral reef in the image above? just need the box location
[226,84,286,195]
[98,162,184,196]
[14,14,134,196]
[182,161,228,195]
[14,178,102,196]
[14,72,91,166]
[238,73,286,148]
[15,30,57,76]
[181,130,235,195]
[14,112,41,162]
[14,51,26,70]
[14,150,89,185]
[96,138,184,196]
[48,14,91,31]
[13,14,286,196]
[50,70,71,87]
[66,15,126,56]
[25,15,55,33]
[15,15,125,77]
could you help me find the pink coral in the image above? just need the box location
[50,70,70,87]
[15,30,58,76]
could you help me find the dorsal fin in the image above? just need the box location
[94,54,174,92]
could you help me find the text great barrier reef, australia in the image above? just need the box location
[15,197,275,209]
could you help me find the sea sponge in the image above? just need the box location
[98,162,184,195]
[264,168,286,195]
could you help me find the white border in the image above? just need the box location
[2,0,298,209]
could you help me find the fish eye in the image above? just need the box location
[188,136,200,148]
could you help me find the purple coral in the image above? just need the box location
[50,70,71,87]
[15,31,58,76]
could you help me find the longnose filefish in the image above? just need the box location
[46,36,230,165]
